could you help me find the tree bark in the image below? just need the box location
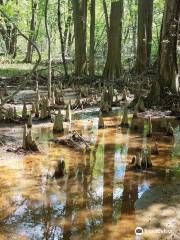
[72,0,87,76]
[135,0,153,73]
[45,0,52,99]
[102,0,109,38]
[58,0,69,78]
[24,0,37,63]
[159,0,180,93]
[89,0,95,76]
[64,0,72,55]
[103,0,123,80]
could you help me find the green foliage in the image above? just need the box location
[0,0,167,75]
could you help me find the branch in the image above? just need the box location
[0,8,41,107]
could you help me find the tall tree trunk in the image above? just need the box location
[89,0,95,76]
[64,0,72,55]
[58,0,69,78]
[103,0,123,80]
[24,0,37,63]
[9,27,17,58]
[45,0,52,99]
[159,0,180,93]
[72,0,87,76]
[132,0,138,59]
[102,0,109,38]
[135,0,153,73]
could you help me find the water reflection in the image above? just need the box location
[0,119,179,240]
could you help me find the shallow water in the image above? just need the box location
[0,112,180,240]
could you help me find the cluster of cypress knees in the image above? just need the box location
[0,84,176,173]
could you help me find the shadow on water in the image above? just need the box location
[0,114,180,240]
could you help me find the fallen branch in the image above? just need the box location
[0,8,41,107]
[50,131,92,152]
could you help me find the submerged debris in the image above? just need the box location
[50,130,92,152]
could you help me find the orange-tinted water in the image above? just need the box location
[0,115,179,240]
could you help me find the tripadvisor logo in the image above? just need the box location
[135,227,144,236]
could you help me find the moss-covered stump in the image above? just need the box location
[22,101,28,120]
[27,112,32,128]
[120,108,129,128]
[22,124,39,152]
[100,88,112,112]
[40,97,51,119]
[53,110,64,133]
[135,97,145,112]
[65,104,72,122]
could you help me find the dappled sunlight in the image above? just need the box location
[0,113,179,239]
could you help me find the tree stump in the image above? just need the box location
[120,107,129,128]
[53,110,64,133]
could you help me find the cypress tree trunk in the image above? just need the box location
[24,0,37,63]
[9,27,17,58]
[72,0,87,76]
[45,0,52,99]
[58,0,69,78]
[103,0,123,80]
[102,0,109,38]
[64,0,72,55]
[89,0,95,76]
[135,0,153,73]
[159,0,180,93]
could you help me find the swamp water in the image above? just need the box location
[0,110,180,240]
